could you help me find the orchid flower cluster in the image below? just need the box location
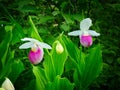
[68,18,100,47]
[19,18,100,65]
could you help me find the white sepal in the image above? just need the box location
[21,37,35,42]
[88,30,100,36]
[68,30,82,36]
[80,18,92,31]
[21,38,40,44]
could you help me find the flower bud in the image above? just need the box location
[0,88,5,90]
[56,41,64,54]
[2,78,15,90]
[28,47,44,65]
[80,35,92,47]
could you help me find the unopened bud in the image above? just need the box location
[2,78,15,90]
[56,41,64,54]
[0,88,5,90]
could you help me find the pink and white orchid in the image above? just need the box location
[68,18,100,47]
[19,38,52,64]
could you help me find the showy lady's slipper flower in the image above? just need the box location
[68,18,100,47]
[1,78,15,90]
[19,38,52,65]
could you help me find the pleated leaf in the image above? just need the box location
[81,45,102,88]
[62,35,80,62]
[32,66,47,90]
[51,38,68,75]
[45,75,74,90]
[62,35,85,76]
[43,53,56,81]
[43,35,68,81]
[0,30,12,69]
[28,16,42,41]
[8,60,25,83]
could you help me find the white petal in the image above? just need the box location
[37,42,52,49]
[21,38,41,45]
[88,30,100,36]
[19,42,33,49]
[80,18,92,31]
[68,30,82,36]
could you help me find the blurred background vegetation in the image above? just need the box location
[0,0,120,90]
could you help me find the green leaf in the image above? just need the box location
[62,35,80,63]
[72,14,84,22]
[73,69,80,89]
[18,5,37,13]
[11,23,25,45]
[1,5,25,44]
[51,36,68,75]
[0,30,12,68]
[63,35,102,89]
[63,36,85,77]
[32,66,47,90]
[60,2,68,11]
[81,45,102,88]
[5,25,13,32]
[8,60,25,83]
[0,51,14,80]
[28,16,42,41]
[109,4,120,11]
[43,35,68,81]
[45,75,74,90]
[52,10,60,16]
[60,23,70,31]
[23,79,36,90]
[17,0,32,9]
[64,58,75,72]
[63,35,85,86]
[37,15,54,24]
[62,14,74,24]
[43,52,56,81]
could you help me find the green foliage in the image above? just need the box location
[0,30,12,79]
[0,30,12,67]
[0,0,119,90]
[80,45,102,88]
[89,1,120,89]
[8,60,25,83]
[63,36,102,89]
[43,35,68,81]
[45,75,74,90]
[50,35,68,76]
[32,66,47,90]
[28,16,42,41]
